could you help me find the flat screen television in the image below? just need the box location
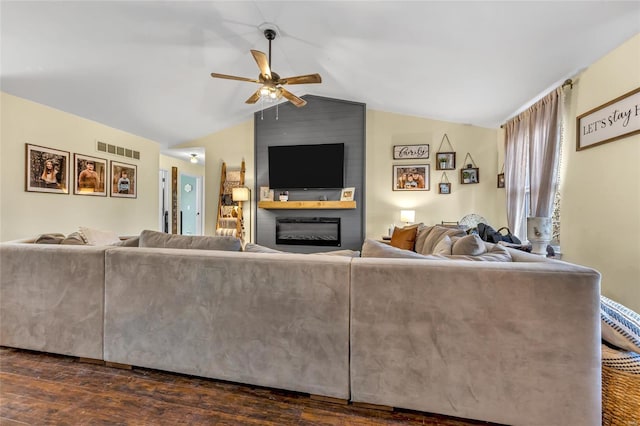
[268,143,344,189]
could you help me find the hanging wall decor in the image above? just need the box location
[25,143,70,194]
[393,164,430,191]
[439,172,451,194]
[460,153,479,184]
[436,134,456,170]
[393,144,429,159]
[497,164,505,188]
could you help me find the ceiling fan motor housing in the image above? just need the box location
[264,28,276,40]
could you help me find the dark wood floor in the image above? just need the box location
[0,347,500,425]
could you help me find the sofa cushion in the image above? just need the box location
[79,226,121,246]
[451,234,486,256]
[244,243,283,253]
[389,225,419,251]
[415,225,467,255]
[34,233,65,244]
[244,243,359,257]
[601,295,640,354]
[312,249,361,258]
[114,236,140,247]
[362,239,441,259]
[139,229,242,251]
[60,231,87,245]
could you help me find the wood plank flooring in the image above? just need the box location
[0,347,500,425]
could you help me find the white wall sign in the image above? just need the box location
[393,144,429,159]
[576,87,640,151]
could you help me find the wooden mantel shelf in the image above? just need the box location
[258,201,356,210]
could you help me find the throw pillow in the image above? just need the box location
[389,225,419,251]
[601,295,640,354]
[34,233,65,244]
[60,232,87,245]
[415,225,467,255]
[451,234,486,256]
[432,235,453,255]
[78,226,121,246]
[361,239,442,259]
[139,229,242,251]
[602,342,640,374]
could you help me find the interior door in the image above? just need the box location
[180,173,200,235]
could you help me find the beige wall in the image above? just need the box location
[366,110,500,238]
[158,154,205,233]
[176,120,254,237]
[0,93,160,241]
[561,33,640,312]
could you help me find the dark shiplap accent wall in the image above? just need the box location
[254,95,366,253]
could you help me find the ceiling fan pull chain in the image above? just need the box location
[276,102,279,120]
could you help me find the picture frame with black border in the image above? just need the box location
[110,160,137,198]
[497,173,505,188]
[25,143,70,194]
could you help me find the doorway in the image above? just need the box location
[180,173,203,235]
[159,169,170,232]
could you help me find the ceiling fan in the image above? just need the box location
[210,28,321,107]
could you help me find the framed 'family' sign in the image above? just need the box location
[393,144,429,159]
[576,87,640,151]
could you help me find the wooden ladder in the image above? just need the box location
[215,161,245,238]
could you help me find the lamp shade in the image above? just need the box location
[232,187,250,202]
[400,210,415,224]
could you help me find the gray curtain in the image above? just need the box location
[505,87,563,240]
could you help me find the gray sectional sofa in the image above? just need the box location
[0,230,602,426]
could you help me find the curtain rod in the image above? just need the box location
[500,79,574,128]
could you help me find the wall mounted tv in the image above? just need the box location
[268,143,344,190]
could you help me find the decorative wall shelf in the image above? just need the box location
[258,201,356,210]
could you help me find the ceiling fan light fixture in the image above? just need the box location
[190,153,198,164]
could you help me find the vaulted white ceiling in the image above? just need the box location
[2,1,639,149]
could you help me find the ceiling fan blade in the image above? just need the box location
[245,89,262,104]
[211,73,260,83]
[280,74,322,85]
[280,88,307,107]
[250,50,272,80]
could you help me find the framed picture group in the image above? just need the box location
[26,143,137,198]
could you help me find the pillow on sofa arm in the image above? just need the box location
[415,225,467,255]
[389,224,420,251]
[601,295,640,354]
[139,229,242,251]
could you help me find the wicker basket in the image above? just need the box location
[602,365,640,426]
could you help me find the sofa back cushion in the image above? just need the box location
[362,239,442,259]
[139,230,242,251]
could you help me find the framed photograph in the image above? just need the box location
[436,152,456,170]
[497,173,505,188]
[25,144,70,194]
[460,167,479,184]
[340,187,355,201]
[393,144,429,160]
[439,182,451,194]
[74,153,107,196]
[259,186,274,201]
[110,160,137,198]
[576,87,640,151]
[393,164,430,191]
